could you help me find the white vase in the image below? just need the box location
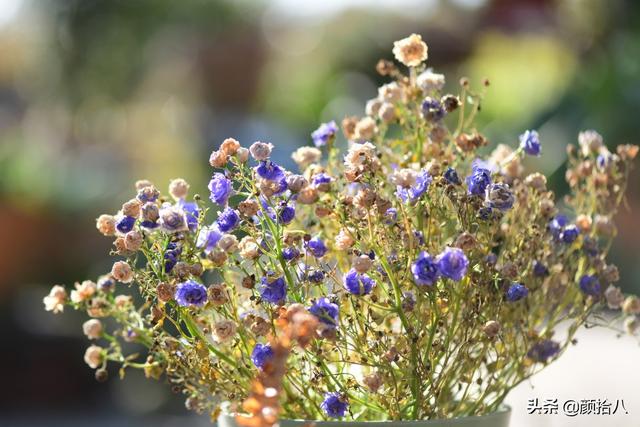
[217,407,511,427]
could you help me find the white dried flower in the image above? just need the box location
[354,117,378,142]
[111,261,134,284]
[96,214,116,236]
[392,33,428,67]
[84,345,103,369]
[578,130,603,156]
[249,141,273,161]
[212,319,237,343]
[291,146,322,169]
[168,178,190,200]
[416,69,445,92]
[43,285,67,313]
[365,98,383,117]
[218,234,239,253]
[604,286,625,310]
[378,102,396,123]
[335,228,355,250]
[83,319,103,339]
[622,296,640,315]
[220,137,240,156]
[70,280,97,303]
[378,82,403,103]
[238,236,260,259]
[524,173,547,191]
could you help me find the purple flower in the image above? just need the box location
[251,343,274,370]
[282,246,300,261]
[116,216,136,234]
[444,167,461,185]
[164,242,181,273]
[343,269,375,295]
[208,173,233,206]
[321,392,348,418]
[258,276,287,304]
[533,261,548,277]
[311,120,338,147]
[197,225,222,253]
[520,129,541,156]
[436,247,469,281]
[97,276,115,292]
[175,280,208,307]
[277,204,296,225]
[485,183,514,211]
[312,173,333,186]
[411,251,440,286]
[306,237,327,258]
[579,274,601,296]
[560,224,579,244]
[309,297,339,327]
[466,167,492,196]
[549,215,569,239]
[397,169,432,203]
[307,269,325,283]
[256,160,285,181]
[506,283,528,302]
[177,199,200,231]
[384,208,398,225]
[158,205,188,233]
[421,97,445,121]
[485,253,498,266]
[216,207,240,232]
[527,339,560,363]
[478,207,493,220]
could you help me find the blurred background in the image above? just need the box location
[0,0,639,426]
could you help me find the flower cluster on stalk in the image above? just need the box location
[44,33,639,423]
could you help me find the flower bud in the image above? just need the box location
[236,147,249,163]
[483,320,501,338]
[352,254,373,273]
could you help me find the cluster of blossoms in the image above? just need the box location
[44,34,639,423]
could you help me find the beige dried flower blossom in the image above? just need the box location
[239,236,260,259]
[291,146,321,169]
[96,214,116,236]
[43,285,67,313]
[83,319,103,339]
[334,228,355,250]
[111,261,134,283]
[70,280,97,303]
[354,116,378,142]
[220,138,241,156]
[392,33,428,67]
[84,345,103,369]
[249,141,274,161]
[168,178,190,200]
[213,319,237,343]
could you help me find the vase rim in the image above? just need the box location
[221,405,511,424]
